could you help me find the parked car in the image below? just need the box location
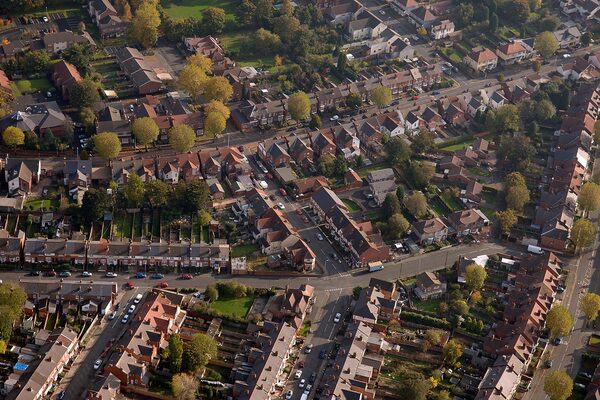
[309,372,317,383]
[105,272,117,278]
[279,188,287,196]
[93,359,102,370]
[304,384,312,394]
[108,311,117,320]
[329,115,339,121]
[82,271,93,277]
[319,349,327,359]
[58,271,71,277]
[156,282,169,288]
[285,390,293,400]
[151,273,164,279]
[126,281,135,289]
[317,233,324,241]
[121,314,129,324]
[304,344,313,354]
[128,305,136,314]
[135,272,147,279]
[299,379,306,388]
[57,391,66,399]
[28,270,41,276]
[334,313,341,323]
[295,370,303,379]
[45,270,56,277]
[181,274,193,280]
[432,89,441,95]
[277,202,285,209]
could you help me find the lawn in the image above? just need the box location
[24,198,59,211]
[219,31,275,68]
[414,298,443,313]
[11,78,53,96]
[355,162,392,178]
[440,192,463,212]
[231,242,260,258]
[115,212,133,239]
[162,0,239,20]
[210,296,254,318]
[439,140,474,152]
[342,198,361,212]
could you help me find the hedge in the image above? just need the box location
[400,311,451,329]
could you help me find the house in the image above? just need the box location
[466,47,498,72]
[347,10,388,42]
[258,140,290,168]
[324,0,363,25]
[369,180,396,206]
[390,0,418,15]
[0,69,12,98]
[111,158,156,184]
[344,168,363,189]
[0,231,24,264]
[288,136,314,168]
[223,66,258,101]
[414,271,446,300]
[408,6,437,28]
[412,217,448,245]
[292,176,329,196]
[430,19,454,40]
[367,168,395,183]
[353,284,397,324]
[88,0,117,24]
[268,284,315,322]
[115,47,163,95]
[4,157,41,196]
[96,105,131,144]
[183,36,235,74]
[40,31,95,55]
[553,26,582,49]
[496,40,529,65]
[475,355,524,400]
[52,60,81,101]
[311,131,337,157]
[448,209,488,237]
[156,153,202,184]
[23,238,87,265]
[87,373,121,400]
[0,102,67,138]
[63,159,92,203]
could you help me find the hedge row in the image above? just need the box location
[400,311,451,329]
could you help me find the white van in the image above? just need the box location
[133,294,143,304]
[527,245,544,255]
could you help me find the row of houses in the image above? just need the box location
[0,30,95,61]
[411,209,489,245]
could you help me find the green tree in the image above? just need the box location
[580,293,600,322]
[506,184,530,211]
[145,180,169,208]
[442,339,463,366]
[202,7,226,34]
[124,174,145,208]
[546,304,573,338]
[80,107,96,128]
[345,92,362,109]
[253,28,281,55]
[404,192,428,219]
[337,50,348,74]
[70,79,100,109]
[2,126,24,148]
[464,263,487,291]
[130,1,161,48]
[132,117,159,150]
[93,132,121,161]
[203,76,233,103]
[535,99,556,121]
[410,160,434,189]
[168,124,196,152]
[168,334,184,373]
[333,155,348,176]
[387,136,411,165]
[318,154,335,176]
[594,120,600,144]
[456,3,474,27]
[451,299,469,316]
[571,218,596,249]
[309,114,322,129]
[23,50,51,73]
[402,376,431,400]
[204,111,227,137]
[486,104,521,134]
[496,209,518,234]
[182,333,218,372]
[538,15,560,31]
[63,43,95,75]
[272,14,301,44]
[370,85,392,108]
[288,91,311,123]
[396,187,405,202]
[489,12,498,32]
[577,182,600,213]
[544,371,573,400]
[81,189,112,224]
[532,59,541,73]
[172,373,199,400]
[411,129,435,154]
[383,193,402,218]
[425,329,442,348]
[582,31,593,46]
[205,284,218,302]
[388,213,409,238]
[504,0,530,23]
[535,31,559,59]
[184,180,210,213]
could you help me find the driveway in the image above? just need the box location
[154,38,186,73]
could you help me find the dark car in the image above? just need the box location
[151,273,164,279]
[45,270,56,277]
[58,271,71,278]
[135,272,147,279]
[319,349,327,359]
[309,372,317,384]
[28,270,41,276]
[181,274,193,280]
[57,391,66,400]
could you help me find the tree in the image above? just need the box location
[202,7,226,34]
[272,14,301,44]
[205,100,230,121]
[337,50,348,74]
[204,111,227,137]
[431,391,451,400]
[410,161,434,189]
[580,293,600,322]
[498,135,535,172]
[527,121,540,138]
[594,120,600,145]
[23,50,51,74]
[203,76,233,103]
[571,218,596,249]
[405,192,428,218]
[396,187,405,202]
[544,371,573,400]
[538,15,560,31]
[388,213,409,238]
[425,329,442,349]
[402,377,431,400]
[187,53,213,73]
[130,1,161,49]
[456,3,474,27]
[93,132,121,161]
[411,129,435,154]
[486,104,521,134]
[443,339,463,366]
[81,189,112,224]
[184,181,210,213]
[535,99,556,121]
[577,182,600,213]
[345,92,362,109]
[124,174,145,208]
[464,263,487,291]
[253,28,281,55]
[582,31,593,46]
[529,0,541,11]
[333,155,348,176]
[63,43,95,75]
[370,85,392,108]
[168,334,184,373]
[178,64,208,101]
[287,91,311,123]
[172,373,198,400]
[383,193,402,218]
[489,12,498,32]
[532,59,541,73]
[182,333,218,372]
[168,124,196,152]
[80,107,96,128]
[451,299,469,316]
[205,285,218,301]
[309,114,322,129]
[504,0,530,23]
[145,180,169,208]
[535,31,559,59]
[70,79,100,109]
[546,304,573,338]
[2,126,24,148]
[496,209,518,233]
[132,117,159,150]
[506,184,530,211]
[387,136,411,165]
[318,154,335,176]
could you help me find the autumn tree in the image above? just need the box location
[443,339,463,366]
[187,53,213,73]
[505,172,530,211]
[130,1,161,49]
[178,63,208,101]
[346,92,362,109]
[182,333,218,372]
[172,373,199,400]
[544,371,573,400]
[203,76,233,103]
[70,79,100,109]
[535,31,559,59]
[580,293,600,322]
[204,111,226,137]
[2,127,24,148]
[205,100,230,120]
[424,329,442,352]
[546,304,573,338]
[132,117,159,150]
[577,182,600,213]
[93,132,121,161]
[168,124,196,152]
[496,209,518,234]
[370,85,392,108]
[571,218,596,249]
[405,192,428,219]
[124,174,145,208]
[464,263,487,291]
[288,91,311,123]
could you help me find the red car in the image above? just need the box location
[266,173,273,180]
[126,281,135,289]
[279,188,287,196]
[296,209,303,215]
[412,95,419,100]
[156,282,169,288]
[181,274,193,280]
[45,270,56,277]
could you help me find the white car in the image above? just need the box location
[299,379,306,388]
[108,311,117,320]
[295,370,303,379]
[304,384,313,394]
[329,115,339,121]
[42,16,49,22]
[317,233,324,241]
[563,53,571,59]
[285,390,293,400]
[379,9,385,14]
[278,202,285,209]
[105,272,117,278]
[82,271,92,277]
[93,359,102,370]
[128,305,136,314]
[304,344,313,354]
[334,312,341,323]
[121,314,129,323]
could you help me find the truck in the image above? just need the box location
[368,262,385,273]
[527,245,544,255]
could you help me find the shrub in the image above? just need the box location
[400,311,451,329]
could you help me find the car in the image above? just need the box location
[329,115,339,121]
[193,292,205,299]
[279,188,287,196]
[304,384,313,394]
[82,271,93,277]
[42,16,49,22]
[553,337,562,346]
[128,104,135,112]
[28,270,41,276]
[269,194,277,201]
[379,9,385,14]
[266,173,273,179]
[108,311,117,320]
[128,305,136,314]
[545,359,553,368]
[412,95,419,100]
[45,270,56,277]
[93,359,102,370]
[334,313,341,323]
[156,282,169,288]
[126,281,135,289]
[105,272,117,278]
[135,272,147,278]
[580,372,593,380]
[299,379,306,388]
[365,193,374,199]
[319,349,327,359]
[151,273,164,279]
[181,274,193,280]
[575,383,586,389]
[286,127,295,132]
[296,209,303,215]
[309,372,317,384]
[277,202,285,210]
[563,53,571,59]
[304,344,313,354]
[557,286,565,293]
[58,271,71,277]
[285,390,293,400]
[57,390,66,399]
[121,314,129,323]
[302,216,309,224]
[432,89,441,95]
[298,360,304,368]
[295,370,303,379]
[331,253,339,261]
[317,233,324,241]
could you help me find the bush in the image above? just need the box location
[400,311,451,329]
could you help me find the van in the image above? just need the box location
[527,245,544,255]
[134,294,143,304]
